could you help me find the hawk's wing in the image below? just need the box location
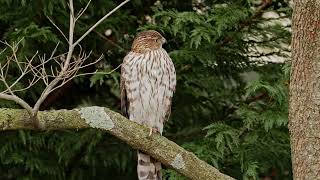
[164,53,176,122]
[120,60,129,118]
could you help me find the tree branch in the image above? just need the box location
[0,107,234,180]
[31,0,129,116]
[0,94,33,114]
[73,0,130,47]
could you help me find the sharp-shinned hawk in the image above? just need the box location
[120,30,176,180]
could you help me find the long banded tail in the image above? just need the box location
[137,151,162,180]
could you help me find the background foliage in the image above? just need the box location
[0,0,291,179]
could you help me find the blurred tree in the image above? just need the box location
[0,0,291,179]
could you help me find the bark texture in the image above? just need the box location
[0,107,234,180]
[289,0,320,179]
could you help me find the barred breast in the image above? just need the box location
[121,48,176,134]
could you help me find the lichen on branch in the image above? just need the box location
[0,107,234,180]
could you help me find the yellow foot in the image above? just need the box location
[148,127,159,136]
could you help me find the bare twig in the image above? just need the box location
[47,17,69,42]
[0,0,129,123]
[12,76,41,93]
[73,0,130,47]
[0,93,33,114]
[0,40,35,115]
[8,51,39,89]
[75,63,122,78]
[0,47,7,55]
[75,0,92,21]
[32,0,129,116]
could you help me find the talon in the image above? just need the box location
[148,127,159,136]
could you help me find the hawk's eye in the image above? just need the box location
[156,38,162,43]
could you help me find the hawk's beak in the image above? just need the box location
[162,37,167,44]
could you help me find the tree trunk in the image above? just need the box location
[289,0,320,179]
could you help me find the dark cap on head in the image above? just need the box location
[131,30,166,53]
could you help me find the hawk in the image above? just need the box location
[120,30,176,180]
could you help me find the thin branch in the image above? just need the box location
[0,1,129,120]
[75,63,121,78]
[12,77,41,93]
[4,55,11,79]
[76,54,103,70]
[32,0,76,115]
[50,66,57,77]
[0,94,32,114]
[0,68,14,95]
[47,17,69,42]
[73,0,130,47]
[32,0,129,115]
[8,51,39,90]
[50,42,61,60]
[75,0,92,21]
[0,40,39,113]
[0,47,7,56]
[0,39,25,74]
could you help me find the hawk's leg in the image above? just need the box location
[148,127,160,136]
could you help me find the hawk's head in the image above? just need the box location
[131,30,166,53]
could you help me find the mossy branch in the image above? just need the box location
[0,106,234,180]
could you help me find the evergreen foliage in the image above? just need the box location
[0,0,291,179]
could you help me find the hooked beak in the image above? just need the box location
[161,37,167,44]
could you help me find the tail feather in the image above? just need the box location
[137,151,162,180]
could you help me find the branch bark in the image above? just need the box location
[0,107,234,180]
